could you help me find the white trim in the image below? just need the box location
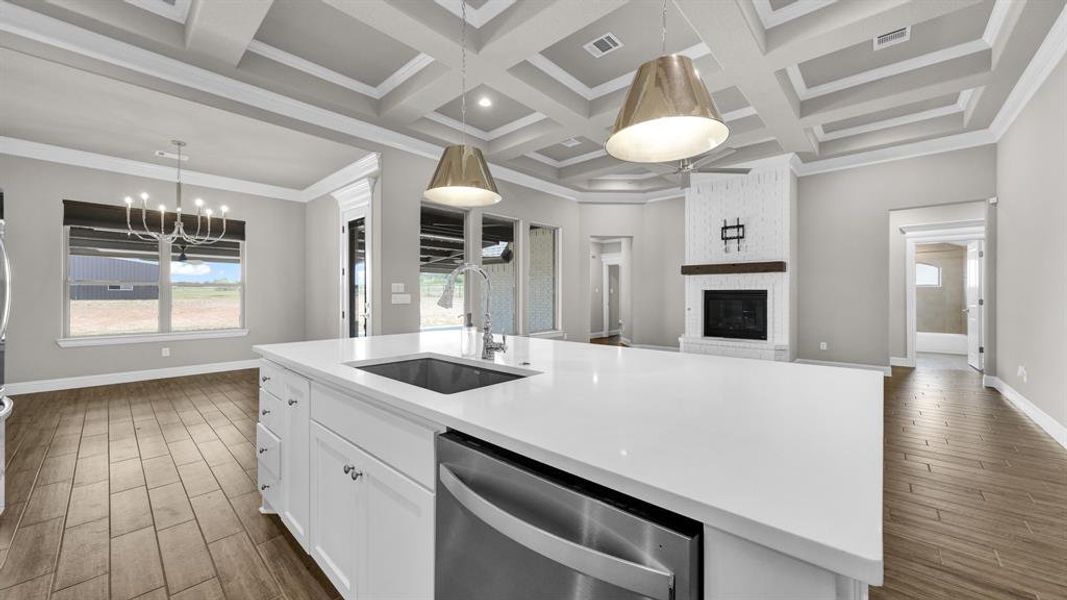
[989,2,1067,139]
[526,329,564,340]
[794,359,892,377]
[983,0,1015,48]
[432,0,515,28]
[301,153,380,201]
[900,219,985,236]
[246,41,433,100]
[630,344,679,352]
[985,376,1067,450]
[889,356,911,367]
[812,89,974,142]
[123,0,191,24]
[5,359,260,396]
[527,43,711,101]
[916,332,967,355]
[787,40,989,101]
[424,111,547,142]
[752,0,836,30]
[0,137,305,201]
[525,149,609,169]
[339,186,374,339]
[793,129,996,176]
[332,178,373,209]
[56,329,248,348]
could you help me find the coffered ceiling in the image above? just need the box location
[1,0,1064,201]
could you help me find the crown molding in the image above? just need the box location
[0,136,306,201]
[301,152,380,201]
[812,89,973,142]
[332,177,374,210]
[752,0,835,30]
[124,0,191,24]
[424,111,547,142]
[433,0,515,29]
[988,1,1067,140]
[794,129,996,176]
[246,41,433,100]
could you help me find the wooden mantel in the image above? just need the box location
[681,261,787,275]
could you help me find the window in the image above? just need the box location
[65,225,244,338]
[916,262,941,287]
[420,205,466,330]
[482,215,517,335]
[527,224,559,333]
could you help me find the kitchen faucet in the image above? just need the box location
[437,263,507,359]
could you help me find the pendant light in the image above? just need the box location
[605,0,729,163]
[424,1,501,207]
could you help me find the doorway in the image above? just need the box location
[902,220,985,371]
[589,237,631,346]
[346,216,368,337]
[339,181,373,339]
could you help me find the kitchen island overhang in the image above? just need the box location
[254,331,884,592]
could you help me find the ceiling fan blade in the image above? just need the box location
[698,167,751,175]
[645,162,679,175]
[688,147,737,170]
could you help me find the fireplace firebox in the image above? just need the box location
[703,290,767,340]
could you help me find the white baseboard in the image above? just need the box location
[889,356,914,367]
[591,330,607,338]
[916,332,967,355]
[5,359,260,395]
[794,359,892,377]
[620,337,633,346]
[630,344,679,352]
[609,329,622,336]
[984,376,1067,450]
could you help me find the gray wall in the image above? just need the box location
[0,155,306,383]
[304,192,340,341]
[797,145,996,366]
[886,201,986,358]
[994,55,1067,428]
[915,244,966,334]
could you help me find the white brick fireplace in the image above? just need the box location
[679,156,798,361]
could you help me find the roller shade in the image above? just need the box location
[63,199,246,241]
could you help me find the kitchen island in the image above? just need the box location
[253,331,883,599]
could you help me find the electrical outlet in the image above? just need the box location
[161,347,170,357]
[1017,365,1028,384]
[819,342,828,351]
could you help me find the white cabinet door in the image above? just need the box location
[281,371,311,550]
[352,443,435,600]
[310,422,360,599]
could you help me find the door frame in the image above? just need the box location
[901,219,985,369]
[338,178,375,339]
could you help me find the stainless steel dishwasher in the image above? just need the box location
[436,431,702,600]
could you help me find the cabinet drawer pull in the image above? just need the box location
[261,409,271,416]
[261,375,271,383]
[350,470,364,481]
[343,464,354,474]
[288,399,298,406]
[258,447,268,454]
[260,484,270,491]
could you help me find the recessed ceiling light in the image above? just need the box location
[477,96,492,108]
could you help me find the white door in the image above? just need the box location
[281,373,311,550]
[353,444,435,600]
[310,422,360,599]
[965,241,983,370]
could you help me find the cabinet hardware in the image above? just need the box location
[260,484,270,490]
[261,375,271,383]
[258,447,268,454]
[261,409,271,416]
[343,464,355,474]
[350,470,364,481]
[288,399,298,406]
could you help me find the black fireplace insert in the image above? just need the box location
[703,290,767,340]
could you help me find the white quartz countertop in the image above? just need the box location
[254,332,883,584]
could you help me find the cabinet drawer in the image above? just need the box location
[259,360,284,398]
[258,390,283,436]
[257,423,281,479]
[258,461,280,511]
[311,382,441,490]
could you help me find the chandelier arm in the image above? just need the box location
[125,206,159,242]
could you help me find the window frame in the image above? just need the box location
[59,225,247,346]
[915,262,941,288]
[418,203,470,331]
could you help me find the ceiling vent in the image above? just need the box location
[873,27,910,50]
[583,33,623,58]
[560,138,582,148]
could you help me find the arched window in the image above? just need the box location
[916,262,941,287]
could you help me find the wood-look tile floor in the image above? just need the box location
[874,364,1067,599]
[0,370,340,600]
[2,366,1064,599]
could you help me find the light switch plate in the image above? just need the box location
[391,283,405,293]
[391,293,412,305]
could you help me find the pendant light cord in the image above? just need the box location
[661,0,668,56]
[460,0,468,148]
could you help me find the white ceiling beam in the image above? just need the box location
[183,0,273,66]
[677,0,818,155]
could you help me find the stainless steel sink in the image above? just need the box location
[349,356,530,394]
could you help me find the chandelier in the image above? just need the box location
[123,140,230,254]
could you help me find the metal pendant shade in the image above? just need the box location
[424,145,501,207]
[606,54,730,163]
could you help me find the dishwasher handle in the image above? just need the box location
[439,464,675,600]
